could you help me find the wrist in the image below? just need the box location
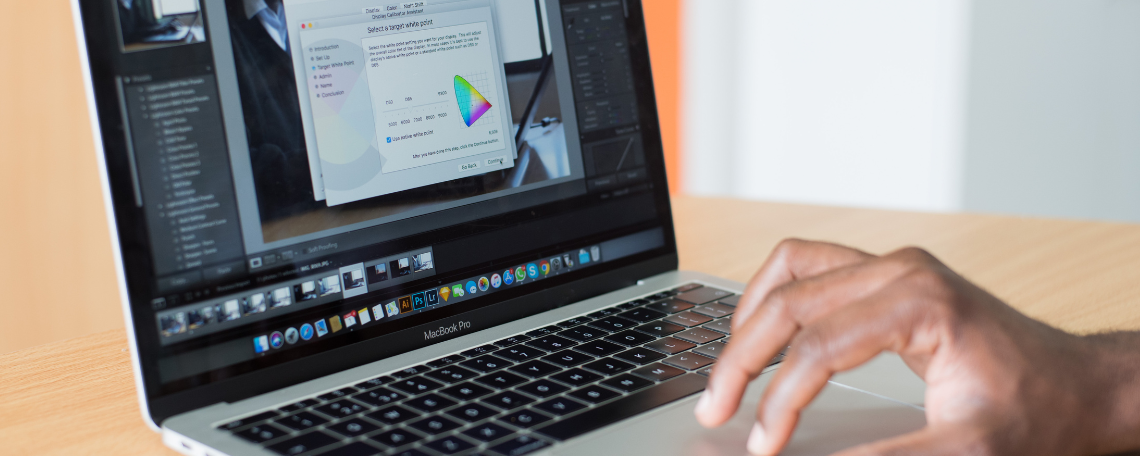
[1080,332,1140,454]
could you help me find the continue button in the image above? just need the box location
[458,161,480,173]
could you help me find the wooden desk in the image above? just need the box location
[4,196,1140,455]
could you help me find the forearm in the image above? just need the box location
[1081,331,1140,454]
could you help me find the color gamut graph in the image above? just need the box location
[454,75,492,127]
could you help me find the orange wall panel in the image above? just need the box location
[643,0,682,193]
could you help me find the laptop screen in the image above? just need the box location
[79,0,673,420]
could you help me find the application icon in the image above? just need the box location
[477,277,490,291]
[330,316,343,333]
[359,308,372,325]
[466,281,478,294]
[563,253,574,268]
[578,249,591,265]
[426,289,439,306]
[452,284,465,297]
[514,266,526,282]
[591,246,601,262]
[491,274,502,288]
[300,323,314,341]
[439,286,451,302]
[385,301,400,317]
[526,263,539,279]
[551,257,562,271]
[284,327,299,344]
[539,260,550,276]
[503,270,514,285]
[254,335,269,353]
[399,296,414,313]
[412,292,427,310]
[315,320,329,337]
[372,305,385,322]
[344,310,358,328]
[269,331,284,349]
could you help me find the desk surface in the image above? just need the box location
[4,196,1140,455]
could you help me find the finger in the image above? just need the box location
[697,254,919,428]
[733,239,874,327]
[748,279,935,455]
[828,424,979,456]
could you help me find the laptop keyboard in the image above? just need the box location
[217,284,785,456]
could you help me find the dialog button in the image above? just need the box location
[458,161,480,173]
[587,175,618,192]
[203,260,246,281]
[616,167,647,184]
[485,156,506,167]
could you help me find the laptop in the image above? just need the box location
[72,0,927,454]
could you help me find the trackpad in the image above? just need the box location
[554,376,926,455]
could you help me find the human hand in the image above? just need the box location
[695,239,1140,455]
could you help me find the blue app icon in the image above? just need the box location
[527,263,539,278]
[315,320,329,337]
[426,289,439,306]
[579,249,591,265]
[299,323,314,341]
[503,270,514,285]
[269,331,284,349]
[254,335,269,353]
[466,281,478,294]
[412,292,427,309]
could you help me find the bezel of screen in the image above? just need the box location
[76,0,674,426]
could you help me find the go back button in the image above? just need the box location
[458,161,480,172]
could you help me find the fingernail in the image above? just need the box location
[695,391,713,417]
[746,422,769,455]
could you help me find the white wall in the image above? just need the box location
[684,0,1140,222]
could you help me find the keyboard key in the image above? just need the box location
[517,379,569,398]
[426,365,480,384]
[221,410,279,430]
[524,325,564,337]
[676,287,734,305]
[390,450,430,456]
[327,418,378,437]
[664,312,713,327]
[317,387,359,402]
[604,330,656,346]
[440,382,494,401]
[463,422,514,442]
[549,368,602,387]
[366,405,416,425]
[534,396,587,416]
[500,409,552,428]
[476,371,528,389]
[483,390,535,410]
[673,283,703,293]
[424,435,475,454]
[314,399,367,418]
[650,291,674,300]
[582,358,635,376]
[568,384,621,404]
[541,349,594,367]
[391,365,430,379]
[614,347,667,365]
[702,318,732,335]
[692,342,727,359]
[617,308,666,323]
[460,355,514,372]
[461,345,500,358]
[644,299,694,314]
[663,353,715,370]
[426,355,466,368]
[508,360,562,378]
[560,317,593,326]
[405,393,456,413]
[635,320,685,337]
[558,325,610,342]
[692,303,735,318]
[278,399,319,413]
[674,328,726,345]
[234,423,289,443]
[495,345,548,362]
[447,402,500,423]
[535,374,707,442]
[645,337,696,355]
[390,376,443,395]
[588,316,637,332]
[354,376,395,391]
[370,428,423,447]
[495,335,532,347]
[314,442,383,456]
[353,387,404,407]
[409,415,462,435]
[631,363,686,382]
[717,295,741,307]
[267,431,339,455]
[616,301,643,310]
[526,335,577,351]
[275,411,328,431]
[573,339,624,357]
[601,374,655,392]
[489,435,551,456]
[586,308,621,318]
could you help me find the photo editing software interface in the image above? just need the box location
[105,0,662,391]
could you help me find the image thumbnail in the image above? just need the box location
[294,281,318,302]
[319,275,341,296]
[243,293,267,315]
[391,258,412,278]
[187,305,214,330]
[117,0,206,52]
[367,263,389,284]
[412,252,434,273]
[160,312,187,337]
[269,287,292,308]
